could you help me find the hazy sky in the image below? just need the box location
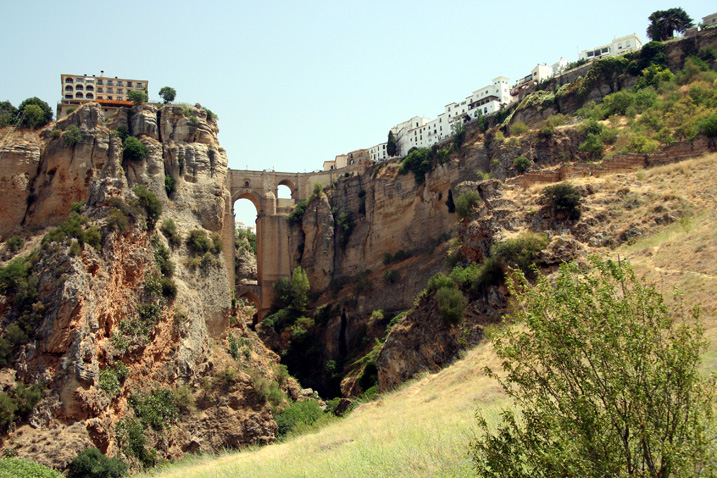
[1,0,712,225]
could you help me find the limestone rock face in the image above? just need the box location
[300,194,335,292]
[0,138,41,238]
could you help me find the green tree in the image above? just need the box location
[17,97,53,129]
[471,257,714,478]
[646,8,694,41]
[158,87,177,104]
[289,266,309,313]
[455,190,481,219]
[541,182,582,220]
[387,130,398,157]
[0,101,17,126]
[128,89,148,105]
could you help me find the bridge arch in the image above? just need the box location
[227,168,339,319]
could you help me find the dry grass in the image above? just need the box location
[141,154,717,478]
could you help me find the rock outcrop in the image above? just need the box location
[0,103,295,469]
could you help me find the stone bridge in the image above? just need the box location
[225,167,345,319]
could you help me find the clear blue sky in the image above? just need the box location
[1,0,712,225]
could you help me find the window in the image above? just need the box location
[97,79,103,85]
[108,96,113,100]
[136,82,143,88]
[75,77,84,83]
[65,85,73,91]
[127,81,133,87]
[107,80,114,86]
[117,81,123,86]
[76,84,84,90]
[65,94,72,99]
[107,88,113,94]
[86,93,94,99]
[117,89,123,94]
[97,96,103,100]
[98,88,103,93]
[76,92,83,98]
[65,77,73,83]
[86,85,94,91]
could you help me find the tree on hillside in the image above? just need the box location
[128,89,148,105]
[471,256,714,477]
[0,101,17,126]
[158,87,176,104]
[387,130,398,157]
[647,8,694,41]
[17,97,52,129]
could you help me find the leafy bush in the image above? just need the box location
[336,211,354,249]
[158,87,176,104]
[5,236,24,253]
[131,186,162,229]
[425,273,455,294]
[274,400,325,438]
[122,137,148,162]
[129,388,178,431]
[697,114,717,138]
[0,458,63,478]
[63,126,82,146]
[541,182,582,220]
[68,448,127,478]
[0,382,43,433]
[287,199,308,225]
[115,418,155,468]
[399,148,433,184]
[455,190,481,219]
[490,232,549,274]
[436,286,467,325]
[164,175,175,196]
[160,219,181,248]
[114,126,129,143]
[508,121,530,136]
[383,249,412,265]
[512,156,531,173]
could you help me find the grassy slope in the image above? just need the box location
[141,154,717,478]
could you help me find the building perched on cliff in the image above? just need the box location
[57,71,149,118]
[578,34,642,61]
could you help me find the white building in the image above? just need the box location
[552,57,570,76]
[387,77,514,154]
[579,34,642,61]
[369,142,390,162]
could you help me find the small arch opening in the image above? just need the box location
[75,92,84,99]
[86,93,94,99]
[277,184,292,199]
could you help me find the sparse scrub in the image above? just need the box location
[274,400,325,438]
[0,458,63,478]
[123,136,148,162]
[512,156,531,173]
[62,125,82,146]
[160,219,181,248]
[508,121,530,136]
[455,190,481,219]
[541,182,582,220]
[490,232,549,274]
[436,286,467,325]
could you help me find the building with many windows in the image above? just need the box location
[578,34,642,61]
[58,71,149,118]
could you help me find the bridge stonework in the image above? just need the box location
[226,168,343,318]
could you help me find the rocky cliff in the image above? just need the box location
[0,103,299,469]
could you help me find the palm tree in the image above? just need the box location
[647,8,694,41]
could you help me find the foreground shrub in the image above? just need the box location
[399,148,433,184]
[131,186,162,229]
[471,257,715,477]
[68,448,127,478]
[541,182,582,219]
